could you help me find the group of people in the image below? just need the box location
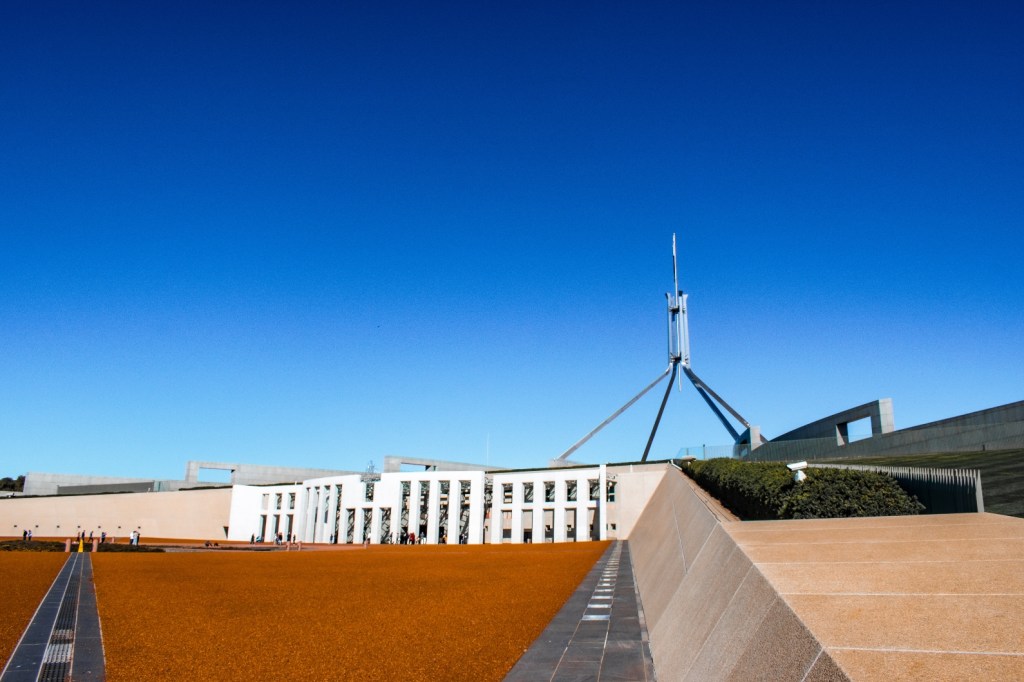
[75,530,111,544]
[247,532,296,545]
[21,529,33,541]
[395,530,468,545]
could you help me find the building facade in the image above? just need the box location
[228,464,627,545]
[1,462,668,544]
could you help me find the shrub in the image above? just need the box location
[684,458,923,520]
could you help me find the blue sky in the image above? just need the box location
[1,2,1021,479]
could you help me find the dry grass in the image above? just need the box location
[0,554,68,665]
[94,542,608,681]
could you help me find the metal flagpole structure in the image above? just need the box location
[555,366,671,462]
[557,234,762,465]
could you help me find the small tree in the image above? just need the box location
[0,476,25,492]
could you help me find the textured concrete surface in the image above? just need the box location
[628,467,1024,681]
[728,512,1024,681]
[628,470,847,681]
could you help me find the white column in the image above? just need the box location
[369,506,382,544]
[532,508,543,543]
[510,481,523,544]
[576,477,589,541]
[489,484,503,544]
[315,487,329,542]
[303,487,316,541]
[327,485,340,543]
[408,480,421,541]
[450,477,461,542]
[468,477,484,544]
[426,479,441,543]
[353,508,365,543]
[599,465,608,541]
[554,478,567,543]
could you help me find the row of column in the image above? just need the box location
[301,483,340,543]
[291,471,607,545]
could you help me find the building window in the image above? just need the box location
[502,483,513,504]
[545,482,555,503]
[523,482,534,503]
[275,493,283,510]
[588,479,599,501]
[566,480,577,502]
[365,482,375,502]
[607,480,617,502]
[288,493,296,509]
[261,494,269,509]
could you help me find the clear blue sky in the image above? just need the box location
[1,2,1021,479]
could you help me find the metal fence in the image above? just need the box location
[809,462,984,514]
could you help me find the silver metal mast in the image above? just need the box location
[560,234,764,465]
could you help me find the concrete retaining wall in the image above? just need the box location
[0,488,233,541]
[628,468,848,681]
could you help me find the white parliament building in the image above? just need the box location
[1,457,669,545]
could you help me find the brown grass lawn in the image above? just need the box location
[0,554,68,666]
[94,542,608,681]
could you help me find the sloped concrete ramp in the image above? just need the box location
[629,466,1024,681]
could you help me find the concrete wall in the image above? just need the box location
[628,468,848,681]
[23,472,156,496]
[772,399,895,444]
[183,460,357,485]
[609,465,666,539]
[0,488,233,541]
[754,400,1024,462]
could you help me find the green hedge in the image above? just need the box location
[683,458,924,520]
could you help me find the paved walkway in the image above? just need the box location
[505,541,655,681]
[0,553,105,682]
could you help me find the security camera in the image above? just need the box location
[787,461,808,483]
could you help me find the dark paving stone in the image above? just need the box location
[504,541,656,682]
[71,554,106,681]
[1,555,79,682]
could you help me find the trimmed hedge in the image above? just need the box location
[0,540,165,553]
[0,540,66,552]
[683,458,924,520]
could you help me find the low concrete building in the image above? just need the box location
[230,461,666,544]
[2,461,668,545]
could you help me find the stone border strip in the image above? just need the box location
[505,541,655,681]
[71,554,105,681]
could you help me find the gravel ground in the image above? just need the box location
[0,553,67,665]
[94,541,609,681]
